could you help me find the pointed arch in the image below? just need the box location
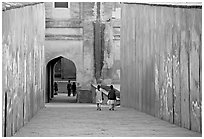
[45,56,77,103]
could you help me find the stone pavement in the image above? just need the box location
[14,93,201,137]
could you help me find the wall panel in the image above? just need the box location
[2,3,45,137]
[188,9,202,132]
[120,3,202,132]
[172,8,181,126]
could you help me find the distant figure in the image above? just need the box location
[67,80,71,96]
[107,85,116,111]
[54,82,58,95]
[95,85,103,111]
[72,82,76,96]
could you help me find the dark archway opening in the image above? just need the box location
[46,56,77,103]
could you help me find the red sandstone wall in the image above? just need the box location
[121,3,202,132]
[2,3,45,136]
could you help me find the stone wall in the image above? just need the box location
[101,2,121,84]
[45,2,121,103]
[2,3,45,136]
[45,2,121,89]
[81,3,96,89]
[45,2,95,90]
[96,2,121,85]
[121,3,202,132]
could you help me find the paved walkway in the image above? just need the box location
[14,93,201,137]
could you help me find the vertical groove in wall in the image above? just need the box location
[93,2,105,81]
[11,107,13,136]
[134,6,138,110]
[101,24,105,76]
[120,3,124,106]
[199,34,202,133]
[23,100,24,126]
[172,27,174,124]
[4,92,7,137]
[97,2,100,20]
[179,30,182,127]
[94,3,100,80]
[187,29,191,130]
[158,6,161,118]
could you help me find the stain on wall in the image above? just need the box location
[121,3,202,132]
[2,3,45,137]
[93,20,105,82]
[99,2,121,84]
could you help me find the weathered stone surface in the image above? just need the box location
[46,19,82,28]
[82,21,95,89]
[70,2,81,19]
[45,2,95,91]
[2,2,43,11]
[82,2,96,21]
[45,2,121,90]
[120,3,202,133]
[100,2,121,84]
[2,3,45,137]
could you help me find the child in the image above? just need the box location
[108,85,116,110]
[95,85,103,111]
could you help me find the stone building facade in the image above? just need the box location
[45,2,121,101]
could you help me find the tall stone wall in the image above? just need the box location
[98,2,121,84]
[45,2,121,89]
[81,2,95,89]
[121,3,202,132]
[2,3,45,136]
[45,2,95,90]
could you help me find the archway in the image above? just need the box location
[45,56,77,103]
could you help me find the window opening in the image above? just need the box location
[54,2,70,8]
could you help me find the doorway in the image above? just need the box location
[46,56,77,103]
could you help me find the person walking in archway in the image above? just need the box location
[72,82,76,96]
[95,85,104,111]
[67,80,71,96]
[108,85,116,111]
[54,82,58,95]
